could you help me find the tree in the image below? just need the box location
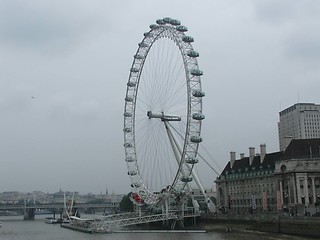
[119,193,134,212]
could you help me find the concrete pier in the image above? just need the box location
[23,208,35,220]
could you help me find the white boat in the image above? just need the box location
[45,217,59,224]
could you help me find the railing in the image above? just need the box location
[94,212,178,229]
[93,210,200,230]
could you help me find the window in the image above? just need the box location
[300,180,304,189]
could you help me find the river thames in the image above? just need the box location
[0,215,314,240]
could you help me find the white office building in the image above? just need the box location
[278,103,320,151]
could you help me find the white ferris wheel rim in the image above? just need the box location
[123,17,205,206]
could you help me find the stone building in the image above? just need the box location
[215,139,320,216]
[275,139,320,214]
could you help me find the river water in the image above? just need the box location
[0,215,314,240]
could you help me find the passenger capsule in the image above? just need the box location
[144,32,153,37]
[181,176,193,183]
[131,192,144,205]
[127,81,136,87]
[186,157,199,164]
[124,143,133,148]
[125,157,135,162]
[163,17,173,24]
[127,171,137,176]
[134,54,144,60]
[130,67,139,73]
[182,36,194,43]
[187,50,199,58]
[125,96,133,102]
[156,19,165,25]
[176,25,188,32]
[123,127,132,132]
[123,112,133,117]
[192,90,205,97]
[131,183,141,188]
[138,42,148,47]
[192,112,205,120]
[190,69,203,76]
[170,19,181,26]
[190,136,203,143]
[149,24,157,29]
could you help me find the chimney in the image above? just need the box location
[249,147,255,165]
[230,151,236,168]
[240,153,245,159]
[260,144,266,163]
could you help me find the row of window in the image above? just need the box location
[229,198,276,207]
[226,171,273,179]
[305,134,320,138]
[227,165,272,174]
[228,183,274,190]
[299,183,320,189]
[305,113,320,119]
[227,178,273,185]
[304,121,320,125]
[229,190,275,197]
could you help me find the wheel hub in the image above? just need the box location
[147,111,181,121]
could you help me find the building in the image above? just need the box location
[278,103,320,151]
[275,139,320,211]
[215,139,320,216]
[215,144,280,214]
[0,191,25,204]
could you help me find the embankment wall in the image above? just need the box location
[200,214,320,238]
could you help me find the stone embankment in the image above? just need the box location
[199,214,320,238]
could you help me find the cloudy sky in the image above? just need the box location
[0,0,319,194]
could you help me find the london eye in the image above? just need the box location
[123,17,207,210]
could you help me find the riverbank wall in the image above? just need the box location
[199,214,320,238]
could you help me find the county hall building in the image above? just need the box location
[215,138,320,216]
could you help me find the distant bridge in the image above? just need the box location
[0,203,116,211]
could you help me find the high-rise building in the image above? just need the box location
[278,103,320,151]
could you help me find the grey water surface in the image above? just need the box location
[0,215,313,240]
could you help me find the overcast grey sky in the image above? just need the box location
[0,0,319,194]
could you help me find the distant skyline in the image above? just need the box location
[1,0,320,194]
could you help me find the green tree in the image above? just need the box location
[119,193,134,212]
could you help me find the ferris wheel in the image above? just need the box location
[123,17,206,208]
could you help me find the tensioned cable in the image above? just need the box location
[168,120,223,176]
[199,144,223,173]
[137,40,184,191]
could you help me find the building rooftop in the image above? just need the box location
[218,138,320,178]
[283,138,320,159]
